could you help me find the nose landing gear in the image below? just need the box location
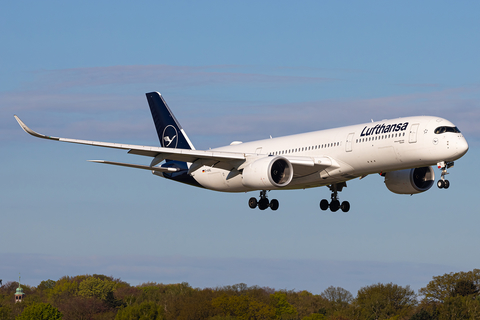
[320,183,350,212]
[248,190,279,211]
[437,161,454,189]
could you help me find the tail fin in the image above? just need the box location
[146,92,195,150]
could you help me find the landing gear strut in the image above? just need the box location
[249,190,279,211]
[320,183,350,212]
[437,161,454,189]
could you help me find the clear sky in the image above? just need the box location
[1,1,479,295]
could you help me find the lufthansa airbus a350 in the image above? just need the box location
[15,92,469,212]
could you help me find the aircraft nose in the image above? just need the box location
[456,137,469,157]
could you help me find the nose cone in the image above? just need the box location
[456,137,469,158]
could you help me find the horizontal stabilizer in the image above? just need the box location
[88,160,180,172]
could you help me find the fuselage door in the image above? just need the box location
[346,133,355,152]
[409,124,419,143]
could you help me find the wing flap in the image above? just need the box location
[88,160,180,172]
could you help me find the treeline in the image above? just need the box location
[0,269,479,320]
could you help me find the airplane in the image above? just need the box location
[14,92,469,212]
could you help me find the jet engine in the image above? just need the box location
[384,166,435,194]
[242,156,293,189]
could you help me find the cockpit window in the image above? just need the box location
[435,126,461,134]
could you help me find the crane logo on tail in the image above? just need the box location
[162,125,178,148]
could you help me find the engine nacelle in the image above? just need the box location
[242,156,293,189]
[384,166,435,194]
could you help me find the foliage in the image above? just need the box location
[36,279,56,292]
[355,282,417,320]
[270,292,298,319]
[452,280,479,297]
[55,296,109,320]
[15,302,62,320]
[408,308,438,320]
[0,305,13,320]
[438,295,480,320]
[115,301,164,320]
[302,313,327,320]
[2,269,480,320]
[78,276,117,300]
[212,293,276,320]
[321,286,353,310]
[419,269,480,302]
[48,277,79,302]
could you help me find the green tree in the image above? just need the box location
[0,305,12,320]
[281,290,330,319]
[48,277,79,302]
[115,301,164,320]
[302,313,327,320]
[453,280,479,297]
[270,292,298,319]
[437,295,480,320]
[78,276,117,300]
[55,296,109,320]
[114,286,142,306]
[36,280,56,292]
[409,309,438,320]
[355,283,417,320]
[171,288,218,320]
[439,296,469,320]
[321,286,353,310]
[15,302,62,320]
[419,269,480,303]
[212,293,276,320]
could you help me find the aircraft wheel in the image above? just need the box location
[437,180,445,189]
[320,199,329,211]
[258,198,269,210]
[444,180,450,189]
[270,199,279,211]
[341,201,350,213]
[248,197,258,209]
[330,200,340,212]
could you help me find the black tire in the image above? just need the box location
[437,180,445,189]
[320,199,329,211]
[444,180,450,189]
[341,201,350,213]
[258,198,269,210]
[330,200,340,212]
[248,197,257,209]
[270,199,279,211]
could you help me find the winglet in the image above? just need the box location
[14,115,59,141]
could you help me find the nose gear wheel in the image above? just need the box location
[437,161,454,189]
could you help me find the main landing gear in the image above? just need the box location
[320,183,350,212]
[248,190,279,211]
[437,161,454,189]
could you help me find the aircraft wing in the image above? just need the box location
[14,115,333,175]
[14,115,246,163]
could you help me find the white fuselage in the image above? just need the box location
[190,116,469,192]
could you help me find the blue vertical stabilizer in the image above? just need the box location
[146,92,194,150]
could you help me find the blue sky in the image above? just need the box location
[1,1,479,295]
